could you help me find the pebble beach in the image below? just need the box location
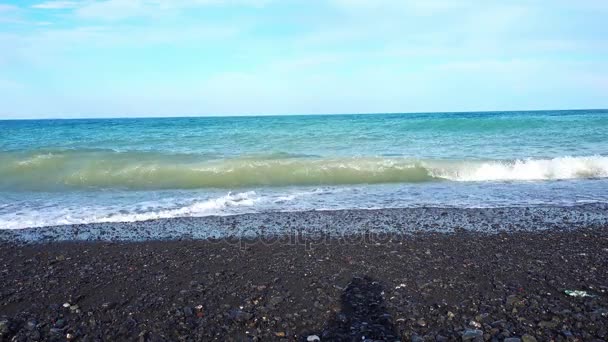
[1,207,608,341]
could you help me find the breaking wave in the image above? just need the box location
[1,151,607,190]
[434,156,608,181]
[0,191,261,229]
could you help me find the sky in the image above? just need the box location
[0,0,607,119]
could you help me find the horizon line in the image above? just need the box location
[0,108,606,121]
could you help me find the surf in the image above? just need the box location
[1,150,607,190]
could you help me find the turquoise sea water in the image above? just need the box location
[1,110,608,229]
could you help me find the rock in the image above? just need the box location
[66,332,76,340]
[435,335,448,342]
[55,319,66,328]
[195,304,204,317]
[50,328,64,335]
[411,334,424,342]
[538,320,558,329]
[101,302,115,310]
[561,330,573,338]
[504,338,521,342]
[183,306,193,316]
[0,319,10,335]
[507,295,517,306]
[506,295,522,307]
[462,329,483,341]
[30,330,41,340]
[307,335,320,342]
[521,334,537,342]
[275,331,286,337]
[417,318,427,327]
[26,321,37,331]
[469,320,482,329]
[229,309,252,322]
[268,296,283,306]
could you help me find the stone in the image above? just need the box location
[522,334,538,342]
[538,320,558,329]
[26,321,37,331]
[30,330,41,340]
[307,335,320,342]
[55,319,66,328]
[435,335,448,342]
[462,329,483,341]
[50,328,64,335]
[561,330,573,338]
[0,319,10,335]
[229,309,252,322]
[504,338,521,342]
[506,295,520,306]
[411,334,424,342]
[101,302,115,310]
[268,296,283,306]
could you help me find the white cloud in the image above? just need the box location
[0,4,23,24]
[330,0,469,14]
[32,1,81,9]
[3,0,608,116]
[0,4,17,11]
[0,78,23,90]
[75,0,147,20]
[30,0,273,20]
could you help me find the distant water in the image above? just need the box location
[1,110,608,229]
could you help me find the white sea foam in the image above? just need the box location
[432,156,608,182]
[96,191,259,223]
[0,191,261,229]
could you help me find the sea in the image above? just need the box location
[1,109,607,229]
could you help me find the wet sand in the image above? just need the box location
[1,219,608,341]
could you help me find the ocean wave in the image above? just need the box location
[1,151,607,190]
[93,191,259,223]
[0,191,260,229]
[435,156,608,182]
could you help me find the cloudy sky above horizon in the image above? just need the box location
[0,0,607,118]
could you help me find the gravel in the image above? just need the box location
[1,222,608,340]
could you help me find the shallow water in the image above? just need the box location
[1,110,607,229]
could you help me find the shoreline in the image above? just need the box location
[1,227,608,340]
[2,203,608,243]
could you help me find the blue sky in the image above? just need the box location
[0,0,607,118]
